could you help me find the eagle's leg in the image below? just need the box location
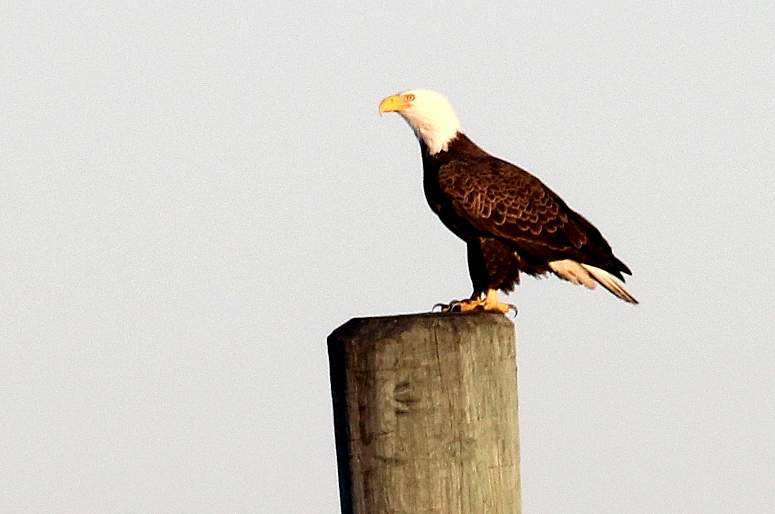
[483,289,517,315]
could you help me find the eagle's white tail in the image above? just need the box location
[549,260,639,304]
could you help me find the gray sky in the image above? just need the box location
[2,2,774,513]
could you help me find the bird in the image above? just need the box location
[378,89,638,313]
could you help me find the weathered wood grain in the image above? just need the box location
[329,312,521,514]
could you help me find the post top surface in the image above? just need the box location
[328,311,514,344]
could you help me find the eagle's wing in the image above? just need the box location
[438,156,630,277]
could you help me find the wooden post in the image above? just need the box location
[328,312,521,514]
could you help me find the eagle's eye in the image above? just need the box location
[404,94,415,102]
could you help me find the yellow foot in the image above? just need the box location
[483,300,517,315]
[483,288,518,316]
[433,297,486,313]
[433,290,517,316]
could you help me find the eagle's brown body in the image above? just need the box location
[421,134,632,297]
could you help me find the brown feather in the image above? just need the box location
[421,133,633,296]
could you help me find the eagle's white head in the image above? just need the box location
[379,89,461,155]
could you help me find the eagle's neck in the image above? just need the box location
[413,126,459,155]
[401,110,461,155]
[421,133,491,164]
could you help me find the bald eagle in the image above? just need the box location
[379,89,638,313]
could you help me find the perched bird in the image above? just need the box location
[379,89,638,313]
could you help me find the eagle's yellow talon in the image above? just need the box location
[432,291,515,315]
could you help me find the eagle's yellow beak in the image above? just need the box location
[379,94,410,115]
